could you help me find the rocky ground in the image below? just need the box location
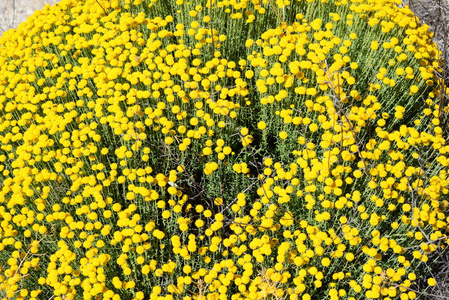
[403,0,449,86]
[403,0,449,50]
[0,0,58,35]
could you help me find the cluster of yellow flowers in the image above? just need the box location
[0,0,448,299]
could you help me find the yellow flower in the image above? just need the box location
[345,253,354,261]
[240,127,249,135]
[321,257,331,267]
[279,131,288,139]
[204,162,218,175]
[428,278,436,286]
[153,230,165,240]
[241,135,254,146]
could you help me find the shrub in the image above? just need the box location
[0,0,448,299]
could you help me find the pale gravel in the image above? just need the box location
[0,0,58,35]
